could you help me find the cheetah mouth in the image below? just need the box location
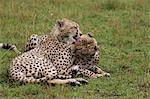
[72,38,80,45]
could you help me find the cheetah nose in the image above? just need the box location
[73,35,80,41]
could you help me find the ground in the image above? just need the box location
[0,0,149,98]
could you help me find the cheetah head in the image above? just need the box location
[51,18,82,44]
[75,33,99,57]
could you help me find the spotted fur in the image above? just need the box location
[74,34,110,78]
[24,19,82,52]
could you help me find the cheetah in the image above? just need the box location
[23,33,110,78]
[73,34,110,78]
[10,19,88,85]
[24,19,82,52]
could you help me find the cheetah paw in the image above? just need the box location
[95,74,104,78]
[75,78,88,84]
[68,79,81,86]
[103,72,110,77]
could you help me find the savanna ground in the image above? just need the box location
[0,0,150,98]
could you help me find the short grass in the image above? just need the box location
[0,0,150,98]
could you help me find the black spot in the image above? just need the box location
[2,43,13,50]
[88,33,93,37]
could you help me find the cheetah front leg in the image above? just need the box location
[79,68,106,78]
[47,79,80,86]
[92,66,110,77]
[64,65,101,78]
[47,78,88,86]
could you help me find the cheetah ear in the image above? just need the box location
[87,33,93,37]
[57,19,64,27]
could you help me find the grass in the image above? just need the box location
[0,0,150,98]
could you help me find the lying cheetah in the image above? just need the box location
[10,19,87,85]
[74,34,110,78]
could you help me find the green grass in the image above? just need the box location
[0,0,150,98]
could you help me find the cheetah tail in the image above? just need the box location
[0,43,21,54]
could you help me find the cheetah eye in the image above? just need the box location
[80,33,82,36]
[71,26,77,29]
[80,42,84,45]
[87,45,91,48]
[74,26,77,29]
